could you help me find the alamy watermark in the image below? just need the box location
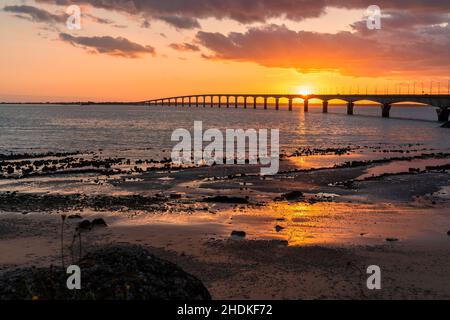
[366,265,381,290]
[171,121,280,176]
[66,5,81,30]
[366,5,382,30]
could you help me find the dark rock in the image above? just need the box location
[91,218,108,228]
[275,225,285,232]
[277,191,304,201]
[0,245,211,300]
[77,220,92,231]
[203,196,249,204]
[231,231,246,238]
[447,230,450,236]
[386,238,399,242]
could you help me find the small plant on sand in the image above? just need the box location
[60,214,67,268]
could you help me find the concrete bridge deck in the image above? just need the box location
[143,94,450,122]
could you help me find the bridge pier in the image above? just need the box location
[264,98,268,110]
[304,99,309,112]
[347,102,354,115]
[382,103,391,118]
[203,96,206,108]
[322,100,328,113]
[275,98,279,110]
[210,96,214,108]
[437,107,450,122]
[254,97,257,109]
[175,98,178,107]
[235,96,238,108]
[244,97,247,109]
[226,96,230,108]
[195,97,199,107]
[288,98,293,111]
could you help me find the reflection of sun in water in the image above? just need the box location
[297,86,311,95]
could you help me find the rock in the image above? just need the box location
[447,230,450,236]
[0,245,211,300]
[277,191,304,201]
[169,193,182,199]
[275,225,285,232]
[231,231,246,239]
[77,220,91,231]
[386,238,399,242]
[203,196,249,204]
[91,218,108,228]
[441,121,450,128]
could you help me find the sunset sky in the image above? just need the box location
[1,0,450,102]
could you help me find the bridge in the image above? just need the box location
[143,94,450,122]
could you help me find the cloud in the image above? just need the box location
[3,4,122,28]
[351,11,450,34]
[59,33,155,58]
[195,24,450,77]
[157,15,200,29]
[3,5,66,23]
[169,42,200,52]
[35,0,450,25]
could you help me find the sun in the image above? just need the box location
[297,86,311,95]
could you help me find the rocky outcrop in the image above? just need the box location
[0,245,211,300]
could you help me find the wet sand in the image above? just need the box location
[0,147,449,299]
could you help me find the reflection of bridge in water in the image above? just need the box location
[143,94,450,122]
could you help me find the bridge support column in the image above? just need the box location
[181,98,184,107]
[381,103,391,118]
[210,96,214,108]
[226,96,230,108]
[254,97,257,109]
[203,96,206,108]
[322,100,328,113]
[288,98,293,111]
[304,99,309,112]
[218,96,221,108]
[264,98,268,110]
[275,98,279,110]
[195,97,199,107]
[347,102,354,115]
[175,98,178,107]
[244,97,247,109]
[437,107,450,122]
[235,96,238,108]
[168,99,171,107]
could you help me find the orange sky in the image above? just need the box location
[1,1,449,102]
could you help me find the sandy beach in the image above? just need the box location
[1,145,449,299]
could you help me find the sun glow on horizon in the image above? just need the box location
[297,86,312,96]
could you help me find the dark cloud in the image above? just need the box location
[3,4,121,27]
[169,42,200,52]
[195,24,450,77]
[157,15,200,29]
[35,0,450,24]
[59,33,155,58]
[351,11,450,34]
[141,20,151,28]
[3,5,66,23]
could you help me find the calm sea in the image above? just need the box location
[0,104,448,159]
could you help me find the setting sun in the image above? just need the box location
[297,86,312,96]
